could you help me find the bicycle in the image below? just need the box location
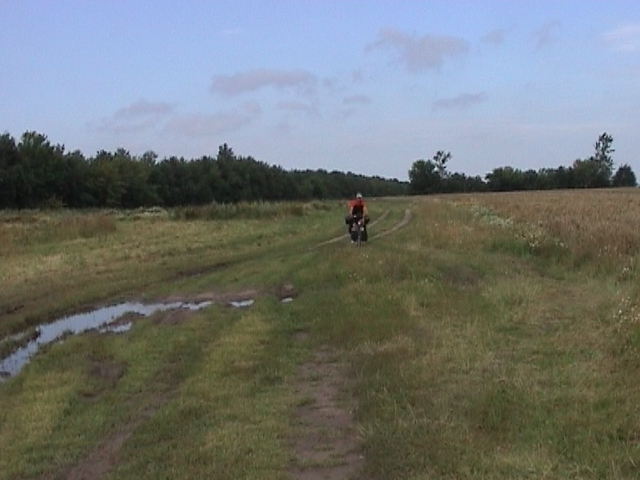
[350,215,368,246]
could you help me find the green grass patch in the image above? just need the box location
[2,194,640,478]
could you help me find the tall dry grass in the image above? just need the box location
[447,188,640,272]
[170,201,334,221]
[0,211,117,255]
[319,192,640,478]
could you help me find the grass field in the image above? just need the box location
[1,191,640,479]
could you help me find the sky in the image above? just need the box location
[1,0,639,181]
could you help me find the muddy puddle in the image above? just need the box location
[0,300,212,381]
[0,290,297,382]
[229,299,255,308]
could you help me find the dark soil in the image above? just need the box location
[289,346,365,480]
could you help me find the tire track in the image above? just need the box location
[313,209,389,247]
[369,208,411,241]
[314,208,411,248]
[289,346,364,480]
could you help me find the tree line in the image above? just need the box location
[3,130,635,210]
[0,131,408,209]
[409,133,637,194]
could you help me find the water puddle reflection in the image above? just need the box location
[100,322,133,334]
[0,300,211,381]
[229,299,254,308]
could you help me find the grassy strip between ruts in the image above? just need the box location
[2,192,640,479]
[0,201,347,340]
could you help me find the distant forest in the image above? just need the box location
[408,132,637,195]
[0,131,407,209]
[0,131,636,210]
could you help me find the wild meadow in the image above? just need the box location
[1,191,640,479]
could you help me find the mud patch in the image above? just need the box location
[152,307,197,326]
[275,283,299,301]
[174,260,233,279]
[1,303,24,315]
[293,331,310,342]
[80,357,127,400]
[165,285,298,306]
[163,288,260,305]
[289,346,364,480]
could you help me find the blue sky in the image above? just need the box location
[1,1,639,180]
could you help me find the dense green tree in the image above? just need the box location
[612,164,637,187]
[408,159,439,194]
[6,128,638,208]
[572,158,609,188]
[409,151,471,195]
[150,157,188,207]
[486,166,525,192]
[16,131,68,207]
[442,172,487,193]
[539,166,574,190]
[88,150,126,207]
[569,132,616,189]
[0,133,21,208]
[61,150,92,207]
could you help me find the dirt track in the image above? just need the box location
[288,346,363,480]
[290,207,413,479]
[314,208,411,248]
[35,210,413,480]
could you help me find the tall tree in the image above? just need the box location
[408,159,439,194]
[433,150,451,179]
[590,132,615,187]
[593,132,614,171]
[17,131,68,207]
[408,150,452,194]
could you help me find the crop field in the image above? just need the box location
[1,191,640,479]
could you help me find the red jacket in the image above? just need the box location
[347,199,368,217]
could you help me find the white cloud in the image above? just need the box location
[276,100,318,116]
[481,29,506,46]
[113,100,175,119]
[533,21,561,49]
[432,92,488,110]
[366,28,470,73]
[351,70,365,84]
[164,113,248,137]
[95,117,158,135]
[321,77,339,91]
[603,24,640,52]
[210,69,317,95]
[96,100,175,134]
[343,94,371,106]
[164,102,261,137]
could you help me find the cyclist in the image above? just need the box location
[345,193,369,239]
